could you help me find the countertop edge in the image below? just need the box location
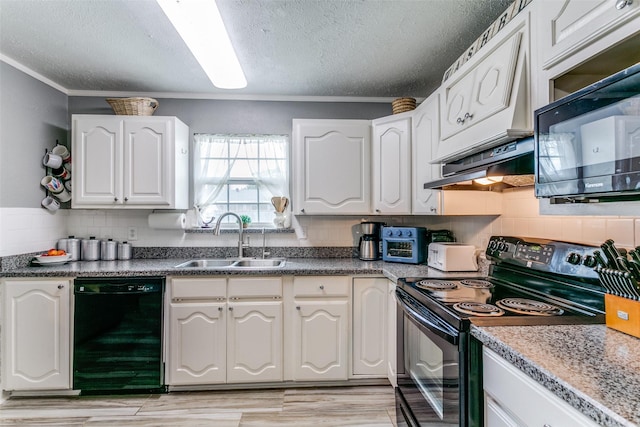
[471,325,636,427]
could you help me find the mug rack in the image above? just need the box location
[41,139,72,211]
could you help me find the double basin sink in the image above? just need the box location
[174,258,286,269]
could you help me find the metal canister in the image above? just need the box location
[58,236,81,261]
[117,241,132,260]
[101,239,117,260]
[67,237,81,261]
[81,237,100,261]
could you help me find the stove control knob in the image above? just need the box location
[402,229,413,237]
[498,242,508,251]
[583,255,597,268]
[394,229,403,237]
[384,229,393,237]
[566,252,582,265]
[488,241,498,250]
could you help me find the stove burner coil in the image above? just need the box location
[496,298,564,316]
[453,302,504,316]
[416,280,458,291]
[459,279,493,289]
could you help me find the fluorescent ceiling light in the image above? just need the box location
[157,0,247,89]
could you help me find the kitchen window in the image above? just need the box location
[193,134,289,226]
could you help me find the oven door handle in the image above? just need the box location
[396,289,459,345]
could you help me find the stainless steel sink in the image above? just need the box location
[174,259,236,268]
[174,258,285,269]
[232,258,286,268]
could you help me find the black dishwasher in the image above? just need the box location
[73,277,166,394]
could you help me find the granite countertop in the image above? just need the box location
[0,257,485,282]
[472,324,640,427]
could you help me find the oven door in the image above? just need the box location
[396,288,463,426]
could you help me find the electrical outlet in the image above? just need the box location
[127,227,138,241]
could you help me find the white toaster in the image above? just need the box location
[427,242,478,272]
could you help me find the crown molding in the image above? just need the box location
[2,57,424,104]
[1,55,69,95]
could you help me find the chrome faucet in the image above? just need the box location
[213,212,245,259]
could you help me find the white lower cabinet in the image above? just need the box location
[291,276,350,381]
[386,280,397,387]
[352,277,387,377]
[227,300,282,383]
[169,301,226,385]
[167,277,282,385]
[3,278,71,390]
[483,347,599,427]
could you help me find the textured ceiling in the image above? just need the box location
[0,0,513,99]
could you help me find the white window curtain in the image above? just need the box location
[193,133,289,212]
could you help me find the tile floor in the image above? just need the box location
[0,385,397,426]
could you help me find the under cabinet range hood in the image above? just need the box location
[424,137,535,190]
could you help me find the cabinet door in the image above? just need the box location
[123,119,171,206]
[435,16,530,163]
[3,279,71,390]
[293,119,371,214]
[387,281,397,387]
[292,300,349,381]
[442,31,522,143]
[168,302,226,385]
[372,115,412,214]
[539,0,640,70]
[412,92,442,214]
[227,301,283,383]
[352,278,387,377]
[72,117,123,206]
[441,71,475,141]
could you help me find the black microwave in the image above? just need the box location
[534,63,640,202]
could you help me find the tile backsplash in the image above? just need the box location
[2,188,640,258]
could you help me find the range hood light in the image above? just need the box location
[157,0,247,89]
[474,176,504,185]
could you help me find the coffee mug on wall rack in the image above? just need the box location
[52,144,70,163]
[41,195,60,211]
[43,152,63,169]
[41,175,71,202]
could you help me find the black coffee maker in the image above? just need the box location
[358,221,384,260]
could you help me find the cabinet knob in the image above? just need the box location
[616,0,633,9]
[124,197,129,202]
[218,306,223,311]
[296,306,301,310]
[114,197,118,202]
[430,207,437,212]
[301,208,305,213]
[375,209,381,213]
[319,285,324,290]
[57,284,64,289]
[229,306,233,311]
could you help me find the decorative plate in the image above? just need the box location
[33,254,72,265]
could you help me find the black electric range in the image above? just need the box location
[395,236,606,427]
[399,236,606,330]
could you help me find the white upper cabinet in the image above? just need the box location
[293,119,371,215]
[535,0,640,107]
[72,115,189,209]
[411,91,441,214]
[538,0,640,73]
[372,113,412,214]
[435,10,532,162]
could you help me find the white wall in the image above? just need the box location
[493,188,639,249]
[0,208,68,256]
